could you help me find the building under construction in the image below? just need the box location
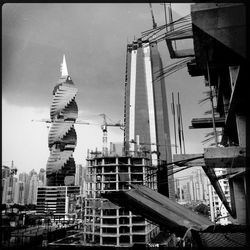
[37,3,248,248]
[103,2,249,248]
[185,2,248,226]
[83,153,159,247]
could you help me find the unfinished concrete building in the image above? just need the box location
[166,2,248,225]
[187,2,247,225]
[102,3,248,247]
[83,154,159,247]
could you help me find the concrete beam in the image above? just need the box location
[191,3,246,59]
[173,154,204,167]
[204,146,246,168]
[174,49,194,58]
[190,117,225,129]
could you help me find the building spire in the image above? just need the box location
[60,54,68,77]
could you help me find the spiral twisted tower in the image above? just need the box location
[46,55,78,186]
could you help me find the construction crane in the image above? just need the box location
[99,114,124,156]
[31,119,98,126]
[32,119,100,134]
[32,116,123,156]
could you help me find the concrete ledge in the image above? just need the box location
[173,154,204,167]
[204,146,246,168]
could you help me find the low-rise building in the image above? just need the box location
[36,186,80,221]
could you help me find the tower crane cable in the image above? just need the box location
[141,14,191,42]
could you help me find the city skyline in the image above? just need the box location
[2,3,211,174]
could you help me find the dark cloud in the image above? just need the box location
[2,4,153,120]
[2,3,209,137]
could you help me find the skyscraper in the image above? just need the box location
[124,39,175,199]
[38,168,46,186]
[19,172,30,204]
[46,55,78,186]
[28,169,38,205]
[14,181,25,205]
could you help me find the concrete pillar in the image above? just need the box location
[235,114,246,147]
[209,184,215,222]
[233,178,246,224]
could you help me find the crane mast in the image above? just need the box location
[99,114,124,156]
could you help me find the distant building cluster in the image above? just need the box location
[175,168,210,204]
[2,166,46,205]
[2,164,87,205]
[175,168,231,225]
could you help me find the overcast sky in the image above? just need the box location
[2,3,211,175]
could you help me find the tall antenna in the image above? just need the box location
[168,3,177,50]
[60,54,69,77]
[171,92,177,154]
[163,3,168,33]
[178,92,186,154]
[206,59,218,147]
[149,2,157,29]
[176,93,182,154]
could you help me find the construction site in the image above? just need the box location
[46,2,249,248]
[2,2,249,249]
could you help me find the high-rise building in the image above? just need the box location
[38,168,46,186]
[14,181,25,205]
[28,170,39,205]
[75,164,88,196]
[2,165,10,179]
[211,168,231,225]
[2,166,10,203]
[19,172,30,204]
[46,55,78,186]
[2,176,18,204]
[75,164,83,186]
[175,169,210,205]
[124,39,174,199]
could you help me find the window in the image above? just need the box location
[102,227,117,234]
[103,209,116,216]
[120,235,130,243]
[104,166,116,173]
[131,158,142,165]
[131,166,143,173]
[103,237,117,245]
[103,218,117,225]
[119,226,130,233]
[119,217,129,224]
[119,208,129,215]
[118,165,128,172]
[104,174,116,181]
[104,158,116,164]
